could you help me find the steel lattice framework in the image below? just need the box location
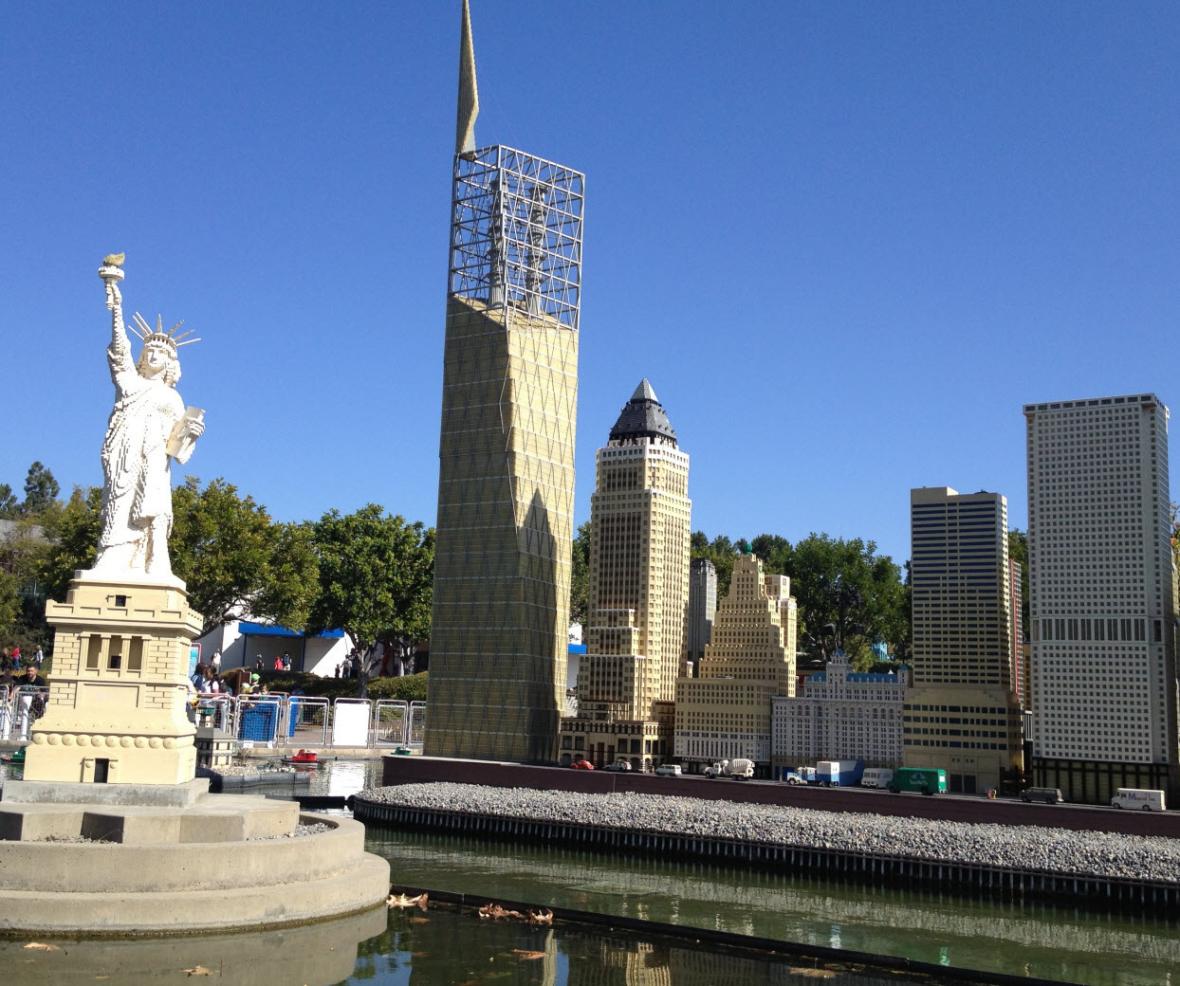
[449,145,584,331]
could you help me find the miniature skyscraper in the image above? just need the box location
[425,1,584,761]
[559,382,692,769]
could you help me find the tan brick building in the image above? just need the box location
[559,381,691,769]
[674,554,796,773]
[425,145,585,762]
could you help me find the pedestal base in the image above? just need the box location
[1,777,209,808]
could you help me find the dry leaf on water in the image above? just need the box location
[788,968,836,979]
[409,917,430,925]
[182,966,212,977]
[512,949,547,961]
[24,942,61,952]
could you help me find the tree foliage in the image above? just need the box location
[0,483,18,519]
[21,461,60,516]
[569,520,591,625]
[687,528,909,669]
[307,505,434,666]
[170,478,320,634]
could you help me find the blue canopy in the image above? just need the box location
[239,621,344,640]
[568,643,587,655]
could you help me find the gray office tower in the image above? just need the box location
[686,558,717,677]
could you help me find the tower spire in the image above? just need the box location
[456,0,480,158]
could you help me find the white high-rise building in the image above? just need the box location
[1025,393,1178,804]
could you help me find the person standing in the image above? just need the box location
[210,649,221,675]
[34,646,44,668]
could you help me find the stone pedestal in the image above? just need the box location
[21,571,203,787]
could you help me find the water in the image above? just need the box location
[3,903,982,986]
[362,827,1180,986]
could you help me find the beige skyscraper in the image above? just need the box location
[674,553,796,773]
[559,382,691,769]
[424,6,584,761]
[903,487,1023,794]
[1025,393,1178,804]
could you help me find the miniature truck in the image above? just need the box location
[704,758,755,779]
[887,767,948,795]
[816,759,865,787]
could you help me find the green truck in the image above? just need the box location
[887,767,948,795]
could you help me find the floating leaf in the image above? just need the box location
[512,949,547,961]
[183,966,212,977]
[788,968,836,979]
[23,943,60,952]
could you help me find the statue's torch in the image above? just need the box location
[98,252,125,284]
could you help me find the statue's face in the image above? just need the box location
[141,342,170,378]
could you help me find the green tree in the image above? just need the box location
[21,461,60,516]
[38,487,103,603]
[170,477,319,634]
[691,531,736,596]
[0,483,18,519]
[750,533,792,575]
[787,533,906,670]
[307,505,434,686]
[569,520,591,625]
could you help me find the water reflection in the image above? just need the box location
[352,907,947,986]
[364,828,1180,986]
[0,905,386,985]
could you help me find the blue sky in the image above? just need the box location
[3,2,1177,566]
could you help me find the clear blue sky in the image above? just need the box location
[3,2,1178,566]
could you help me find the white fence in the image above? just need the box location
[2,688,426,751]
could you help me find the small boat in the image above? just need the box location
[281,749,319,766]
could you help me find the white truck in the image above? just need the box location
[860,767,894,789]
[704,758,754,780]
[1111,788,1166,811]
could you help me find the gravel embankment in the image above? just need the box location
[358,782,1180,883]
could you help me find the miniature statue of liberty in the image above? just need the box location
[93,254,205,579]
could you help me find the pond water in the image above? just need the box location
[363,826,1180,986]
[2,902,990,986]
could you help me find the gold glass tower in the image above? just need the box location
[559,381,692,769]
[424,7,585,761]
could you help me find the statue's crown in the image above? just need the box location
[128,313,200,355]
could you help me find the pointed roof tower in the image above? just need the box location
[609,378,678,445]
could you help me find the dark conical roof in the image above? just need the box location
[609,378,677,444]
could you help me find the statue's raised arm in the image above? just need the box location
[91,254,205,582]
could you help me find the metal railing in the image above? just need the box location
[0,686,427,753]
[372,700,410,747]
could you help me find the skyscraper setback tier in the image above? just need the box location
[559,381,691,770]
[1025,394,1178,804]
[903,487,1023,795]
[675,554,797,771]
[424,144,584,762]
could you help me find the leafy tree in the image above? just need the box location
[0,512,56,653]
[569,520,591,626]
[690,531,736,596]
[307,505,434,687]
[38,487,103,603]
[0,483,18,519]
[170,477,319,634]
[21,461,60,516]
[786,533,906,670]
[750,533,792,575]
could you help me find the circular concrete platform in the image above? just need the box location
[0,813,390,935]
